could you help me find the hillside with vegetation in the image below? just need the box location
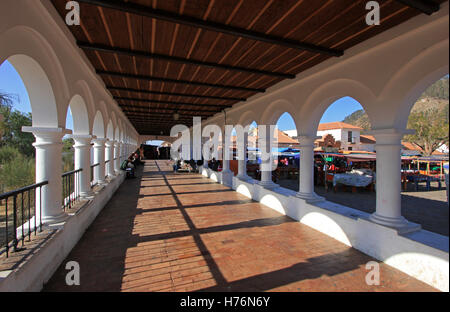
[342,77,449,155]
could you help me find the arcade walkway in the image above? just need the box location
[43,160,436,292]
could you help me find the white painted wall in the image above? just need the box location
[317,129,343,141]
[227,175,449,292]
[0,172,126,292]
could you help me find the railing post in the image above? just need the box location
[12,194,18,252]
[22,127,69,225]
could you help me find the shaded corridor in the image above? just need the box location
[43,161,436,292]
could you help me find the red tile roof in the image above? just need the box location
[317,122,363,131]
[360,134,376,144]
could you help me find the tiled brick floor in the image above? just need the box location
[43,160,437,292]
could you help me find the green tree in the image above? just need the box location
[0,95,34,157]
[405,108,449,155]
[62,138,74,172]
[63,138,74,153]
[0,146,35,192]
[420,77,449,100]
[0,145,20,164]
[0,92,16,139]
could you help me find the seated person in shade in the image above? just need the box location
[189,159,197,172]
[125,156,136,178]
[133,152,144,166]
[211,158,219,171]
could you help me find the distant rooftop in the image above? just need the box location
[317,122,363,131]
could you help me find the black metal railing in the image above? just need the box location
[62,169,82,211]
[90,163,99,186]
[0,181,48,258]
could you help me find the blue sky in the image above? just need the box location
[1,60,363,142]
[0,60,74,131]
[276,97,364,131]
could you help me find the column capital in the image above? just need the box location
[92,137,108,146]
[23,127,71,147]
[297,134,321,147]
[22,126,70,140]
[70,134,94,147]
[365,128,414,145]
[105,139,115,147]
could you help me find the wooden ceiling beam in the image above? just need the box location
[107,86,245,102]
[78,42,295,79]
[121,105,217,114]
[77,0,343,56]
[114,96,231,109]
[127,115,197,121]
[130,122,192,126]
[139,131,172,136]
[395,0,440,15]
[97,70,264,93]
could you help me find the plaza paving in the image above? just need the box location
[277,179,449,236]
[43,160,437,292]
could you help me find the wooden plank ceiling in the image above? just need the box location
[50,0,445,135]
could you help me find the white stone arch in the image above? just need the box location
[0,25,70,127]
[260,98,298,127]
[116,119,121,140]
[92,111,105,138]
[298,79,377,135]
[110,111,118,134]
[106,120,114,140]
[67,94,90,135]
[236,110,260,128]
[114,127,120,143]
[379,39,449,129]
[66,80,96,134]
[92,100,108,135]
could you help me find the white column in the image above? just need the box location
[105,140,115,178]
[92,138,108,185]
[72,135,94,199]
[258,126,277,189]
[368,129,419,232]
[201,137,208,168]
[22,127,69,224]
[237,130,250,180]
[114,141,121,172]
[120,142,125,162]
[221,126,233,186]
[296,135,323,202]
[222,126,232,173]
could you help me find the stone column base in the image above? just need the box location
[80,190,95,200]
[98,179,109,186]
[236,174,252,182]
[42,211,68,226]
[369,213,421,234]
[295,191,325,203]
[257,180,279,189]
[221,170,233,187]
